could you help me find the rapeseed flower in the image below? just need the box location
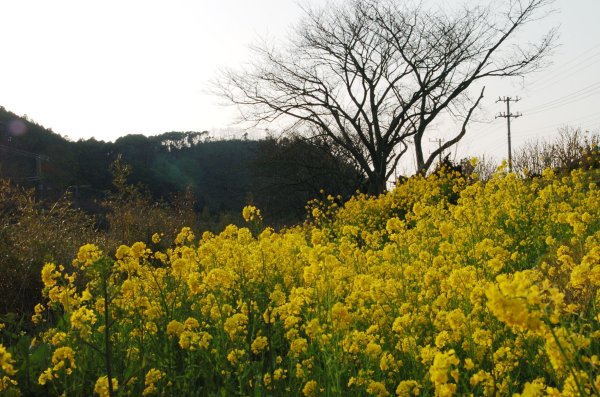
[94,375,118,397]
[25,167,600,395]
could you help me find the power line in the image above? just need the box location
[521,81,600,113]
[525,56,600,94]
[518,112,600,137]
[526,88,600,116]
[0,144,50,195]
[523,44,600,91]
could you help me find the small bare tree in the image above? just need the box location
[216,0,556,194]
[513,127,599,175]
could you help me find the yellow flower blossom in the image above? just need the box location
[223,313,248,341]
[0,344,17,380]
[41,262,60,288]
[395,380,420,396]
[226,349,245,365]
[74,243,102,269]
[242,205,262,222]
[94,375,118,397]
[302,380,318,397]
[367,381,390,396]
[69,306,97,338]
[251,336,269,354]
[143,368,164,396]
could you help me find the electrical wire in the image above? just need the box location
[518,112,600,135]
[521,81,600,113]
[524,55,600,93]
[522,44,600,91]
[525,89,600,116]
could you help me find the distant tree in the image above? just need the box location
[216,0,556,194]
[512,127,599,175]
[458,156,498,182]
[250,136,364,225]
[156,131,209,151]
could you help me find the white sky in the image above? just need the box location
[1,0,599,167]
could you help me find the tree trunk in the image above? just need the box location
[366,173,387,195]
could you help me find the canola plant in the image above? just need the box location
[1,166,599,396]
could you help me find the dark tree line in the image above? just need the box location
[0,107,364,227]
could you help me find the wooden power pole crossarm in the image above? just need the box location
[495,97,522,172]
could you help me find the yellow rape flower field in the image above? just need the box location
[1,167,599,396]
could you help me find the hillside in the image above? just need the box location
[0,107,363,225]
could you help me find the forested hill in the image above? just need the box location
[0,107,362,225]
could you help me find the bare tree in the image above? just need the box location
[215,0,556,194]
[513,127,599,175]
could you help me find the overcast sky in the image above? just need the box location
[1,0,599,169]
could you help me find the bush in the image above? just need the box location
[0,180,98,317]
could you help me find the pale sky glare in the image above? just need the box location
[1,0,599,168]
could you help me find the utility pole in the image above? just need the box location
[496,97,522,172]
[0,144,50,197]
[429,138,444,164]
